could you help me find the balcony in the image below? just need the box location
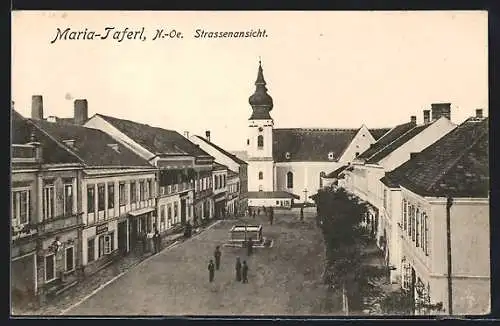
[37,213,84,236]
[159,181,194,197]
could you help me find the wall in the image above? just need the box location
[246,119,273,159]
[157,194,182,231]
[338,125,376,163]
[213,169,228,196]
[380,117,456,171]
[275,161,342,202]
[81,220,118,266]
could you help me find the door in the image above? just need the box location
[180,199,186,225]
[129,217,138,249]
[118,221,128,254]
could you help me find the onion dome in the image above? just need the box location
[248,60,274,120]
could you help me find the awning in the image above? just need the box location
[129,207,155,217]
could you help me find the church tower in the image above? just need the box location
[246,60,275,192]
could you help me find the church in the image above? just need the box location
[243,61,390,207]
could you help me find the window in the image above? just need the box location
[147,179,153,199]
[65,246,75,272]
[402,200,407,230]
[108,183,115,209]
[258,172,263,180]
[98,233,114,257]
[247,139,250,145]
[257,135,264,148]
[174,202,178,218]
[219,175,223,188]
[87,185,95,213]
[97,184,106,211]
[287,172,294,189]
[168,204,172,220]
[139,181,145,201]
[119,183,126,206]
[45,254,56,282]
[236,182,240,192]
[383,189,388,210]
[259,185,263,191]
[12,189,30,226]
[215,176,219,189]
[411,206,416,242]
[88,238,95,262]
[43,184,55,219]
[416,209,420,247]
[423,213,429,256]
[64,183,73,215]
[160,205,166,224]
[130,182,137,203]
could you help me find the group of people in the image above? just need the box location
[207,246,250,283]
[247,206,275,225]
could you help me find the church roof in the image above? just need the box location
[96,114,213,159]
[381,117,488,197]
[248,61,273,120]
[273,128,359,162]
[369,128,391,140]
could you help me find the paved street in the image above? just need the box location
[65,209,343,316]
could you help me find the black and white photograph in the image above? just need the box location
[10,11,489,317]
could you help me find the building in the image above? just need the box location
[11,106,85,307]
[380,111,489,315]
[343,105,457,256]
[212,163,228,218]
[189,132,248,215]
[26,97,157,275]
[84,113,215,228]
[243,60,389,206]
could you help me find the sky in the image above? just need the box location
[12,11,488,151]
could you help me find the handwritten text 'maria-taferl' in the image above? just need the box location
[50,27,150,44]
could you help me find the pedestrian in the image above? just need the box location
[269,207,274,225]
[263,206,267,216]
[247,237,254,256]
[257,208,260,216]
[208,259,215,282]
[253,209,256,219]
[300,206,304,221]
[214,245,222,270]
[235,257,242,282]
[153,229,161,253]
[242,261,249,283]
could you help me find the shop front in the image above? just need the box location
[82,219,119,276]
[128,207,155,252]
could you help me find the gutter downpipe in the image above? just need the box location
[446,195,454,315]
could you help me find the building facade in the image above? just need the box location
[212,163,228,218]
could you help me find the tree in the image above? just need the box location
[315,187,404,314]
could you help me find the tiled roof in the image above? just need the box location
[11,110,80,164]
[325,165,348,178]
[356,122,416,161]
[29,118,152,168]
[194,135,248,165]
[381,118,489,197]
[247,191,300,199]
[97,114,212,158]
[213,162,228,171]
[366,124,433,164]
[369,128,391,140]
[273,128,359,162]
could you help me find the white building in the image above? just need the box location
[243,61,389,206]
[381,112,489,315]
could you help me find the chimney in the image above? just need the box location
[410,152,419,160]
[410,116,417,124]
[475,109,483,119]
[423,110,430,124]
[184,131,190,138]
[205,130,211,142]
[74,99,88,125]
[431,103,451,121]
[31,95,44,120]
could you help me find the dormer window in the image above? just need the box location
[285,152,291,160]
[63,139,75,148]
[328,152,334,160]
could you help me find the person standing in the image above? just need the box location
[269,207,274,225]
[235,257,242,282]
[300,206,304,221]
[208,259,215,282]
[247,237,253,256]
[153,229,161,253]
[242,261,249,283]
[214,246,222,270]
[252,209,256,219]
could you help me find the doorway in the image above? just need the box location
[118,221,128,254]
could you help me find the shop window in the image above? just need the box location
[45,254,56,282]
[65,246,75,272]
[87,238,95,262]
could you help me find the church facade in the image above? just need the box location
[245,61,390,205]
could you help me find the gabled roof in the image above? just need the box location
[369,128,391,140]
[273,128,359,162]
[28,118,152,168]
[357,122,416,161]
[194,135,248,165]
[11,110,80,165]
[325,165,349,179]
[96,114,212,158]
[365,123,433,164]
[381,118,489,198]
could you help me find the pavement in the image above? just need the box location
[59,209,343,316]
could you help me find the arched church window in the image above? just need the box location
[258,171,263,180]
[287,172,293,189]
[257,135,264,149]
